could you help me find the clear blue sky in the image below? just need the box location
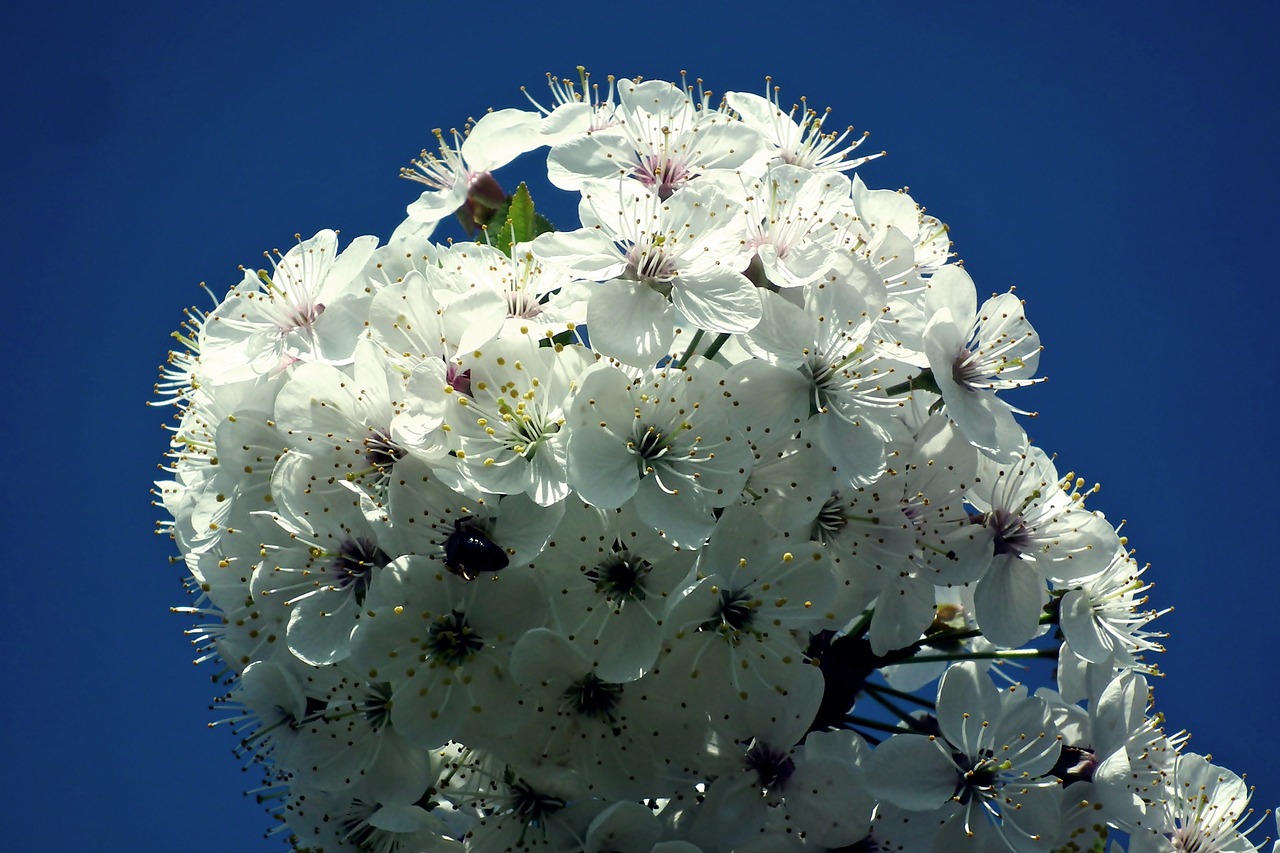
[3,1,1277,849]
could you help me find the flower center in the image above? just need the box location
[332,537,391,605]
[952,749,1009,804]
[563,673,624,723]
[952,345,986,389]
[802,346,865,416]
[702,588,756,632]
[814,492,852,541]
[425,610,484,666]
[744,741,796,791]
[507,287,543,319]
[626,235,679,282]
[363,428,407,475]
[279,300,325,336]
[986,507,1031,556]
[583,548,651,602]
[1171,823,1224,853]
[632,152,693,200]
[360,681,394,732]
[510,779,566,828]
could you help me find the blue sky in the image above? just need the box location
[3,1,1277,849]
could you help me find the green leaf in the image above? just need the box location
[508,182,537,244]
[483,182,556,258]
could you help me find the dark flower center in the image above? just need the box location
[627,236,679,282]
[635,426,669,460]
[426,610,484,666]
[815,492,851,541]
[510,778,566,828]
[508,288,543,319]
[363,428,407,474]
[332,537,391,605]
[986,507,1031,556]
[563,673,623,723]
[952,345,986,389]
[282,300,325,335]
[583,547,651,602]
[701,588,755,633]
[744,741,796,791]
[360,681,394,732]
[953,748,1001,803]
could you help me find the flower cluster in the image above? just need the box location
[155,72,1269,853]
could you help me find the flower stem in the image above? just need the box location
[864,680,937,710]
[862,684,930,730]
[846,608,875,640]
[673,328,705,369]
[900,648,1058,664]
[700,332,732,362]
[844,714,917,736]
[884,368,941,398]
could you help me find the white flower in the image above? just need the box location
[531,500,696,683]
[565,361,753,546]
[522,67,621,145]
[582,801,703,853]
[271,338,416,504]
[845,175,952,293]
[968,444,1121,647]
[282,776,464,853]
[1058,546,1168,669]
[347,554,547,751]
[723,87,884,174]
[386,454,565,571]
[657,504,836,738]
[531,180,760,366]
[922,264,1043,459]
[867,661,1066,853]
[1129,752,1267,853]
[427,241,589,340]
[300,676,433,796]
[402,108,544,229]
[686,728,873,850]
[200,229,378,383]
[815,414,991,655]
[443,336,593,506]
[735,266,903,484]
[547,78,769,196]
[252,476,396,665]
[155,71,1264,853]
[742,163,851,289]
[367,264,507,373]
[1076,670,1178,831]
[506,627,672,800]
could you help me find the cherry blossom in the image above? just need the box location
[152,71,1257,853]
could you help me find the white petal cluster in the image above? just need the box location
[153,72,1263,853]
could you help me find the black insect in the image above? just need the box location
[442,517,510,581]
